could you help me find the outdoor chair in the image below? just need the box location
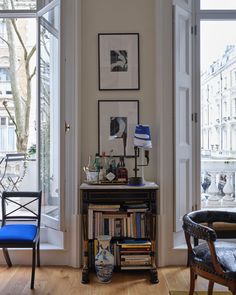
[183,210,236,295]
[0,191,42,289]
[0,153,27,193]
[0,156,6,192]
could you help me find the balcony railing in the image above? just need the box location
[201,160,236,208]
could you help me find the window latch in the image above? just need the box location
[65,122,70,132]
[192,113,197,123]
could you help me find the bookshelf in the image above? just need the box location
[80,182,159,284]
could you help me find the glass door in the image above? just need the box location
[200,20,236,209]
[38,0,63,230]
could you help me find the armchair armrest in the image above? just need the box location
[183,214,217,241]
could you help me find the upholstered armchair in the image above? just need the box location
[183,210,236,295]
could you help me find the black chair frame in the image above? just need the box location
[0,191,42,289]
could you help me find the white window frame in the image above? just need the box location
[0,0,64,248]
[173,0,236,251]
[194,1,236,211]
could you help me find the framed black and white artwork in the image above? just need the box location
[98,33,140,90]
[98,100,139,157]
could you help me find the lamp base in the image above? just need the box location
[128,177,143,186]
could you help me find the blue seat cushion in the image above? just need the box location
[0,224,37,243]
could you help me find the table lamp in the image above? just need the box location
[128,124,152,186]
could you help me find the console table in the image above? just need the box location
[80,182,159,284]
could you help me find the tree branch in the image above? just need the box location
[0,35,9,47]
[27,45,36,63]
[11,19,27,59]
[2,100,18,135]
[29,66,36,81]
[10,0,15,10]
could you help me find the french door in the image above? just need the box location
[37,0,64,230]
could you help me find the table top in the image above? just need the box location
[80,182,159,190]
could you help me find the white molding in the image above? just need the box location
[199,11,236,19]
[192,0,201,210]
[173,0,192,12]
[155,0,176,266]
[61,0,82,267]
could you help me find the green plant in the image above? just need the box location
[28,144,36,156]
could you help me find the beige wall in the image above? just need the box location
[80,0,188,266]
[81,0,157,181]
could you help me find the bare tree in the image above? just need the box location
[1,0,36,152]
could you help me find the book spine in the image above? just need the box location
[120,266,152,270]
[141,213,145,238]
[104,218,109,235]
[88,208,93,239]
[136,212,141,239]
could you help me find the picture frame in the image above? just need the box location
[98,33,140,90]
[98,100,139,157]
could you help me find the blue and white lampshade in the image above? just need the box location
[133,124,152,149]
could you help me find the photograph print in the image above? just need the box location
[98,100,139,157]
[98,33,140,90]
[110,50,128,72]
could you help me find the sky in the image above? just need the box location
[201,21,236,71]
[201,0,236,10]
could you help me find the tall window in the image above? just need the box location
[200,5,236,209]
[0,17,36,165]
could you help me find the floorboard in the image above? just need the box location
[0,266,229,295]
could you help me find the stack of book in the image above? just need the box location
[118,239,153,270]
[88,204,120,239]
[87,203,151,240]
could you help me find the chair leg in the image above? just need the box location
[31,246,36,289]
[3,248,12,267]
[208,280,214,295]
[37,240,40,267]
[189,267,195,295]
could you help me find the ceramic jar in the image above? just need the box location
[95,235,114,283]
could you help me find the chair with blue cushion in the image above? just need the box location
[0,191,42,289]
[183,210,236,295]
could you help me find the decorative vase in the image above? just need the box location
[95,235,114,283]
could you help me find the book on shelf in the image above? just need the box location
[120,265,153,270]
[121,261,152,266]
[123,203,148,209]
[121,254,151,259]
[118,239,152,245]
[120,250,152,254]
[88,210,150,239]
[124,203,148,213]
[88,204,120,209]
[136,212,141,238]
[126,208,148,212]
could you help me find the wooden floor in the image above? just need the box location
[0,266,229,295]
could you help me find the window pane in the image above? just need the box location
[0,0,36,10]
[201,0,236,10]
[200,21,236,209]
[39,4,60,227]
[8,127,15,151]
[0,17,37,210]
